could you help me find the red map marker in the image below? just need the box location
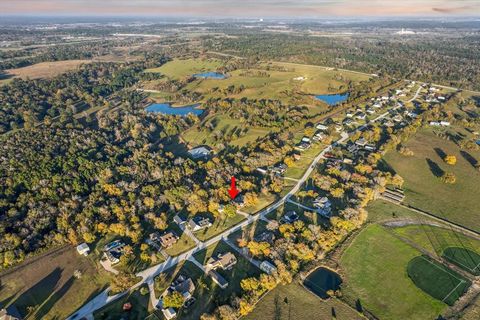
[228,176,239,200]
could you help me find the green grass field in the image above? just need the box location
[365,199,426,223]
[443,247,480,276]
[392,224,480,263]
[340,224,447,320]
[384,128,480,231]
[93,285,152,320]
[181,114,272,148]
[145,58,224,79]
[407,255,470,306]
[193,214,246,242]
[244,282,363,320]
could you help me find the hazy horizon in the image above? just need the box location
[1,0,480,18]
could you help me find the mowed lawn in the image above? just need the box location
[145,58,224,79]
[384,128,480,232]
[244,282,363,320]
[181,114,272,148]
[193,213,246,242]
[340,224,446,320]
[0,246,111,320]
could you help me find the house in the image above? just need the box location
[364,144,376,152]
[260,261,277,275]
[312,131,326,141]
[159,231,178,248]
[208,270,229,289]
[313,197,332,217]
[355,112,366,120]
[281,211,299,224]
[372,103,382,109]
[366,108,375,115]
[440,121,451,127]
[234,194,246,207]
[343,119,354,127]
[393,115,403,123]
[346,112,354,118]
[162,308,177,320]
[188,216,212,231]
[76,243,90,256]
[296,142,311,151]
[173,214,186,226]
[355,138,368,147]
[206,252,237,271]
[271,163,287,175]
[0,306,22,320]
[188,146,212,159]
[429,121,441,126]
[301,136,311,144]
[103,240,125,264]
[104,239,123,252]
[347,143,360,154]
[316,123,329,131]
[254,231,276,244]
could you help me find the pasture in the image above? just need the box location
[244,282,363,320]
[0,246,111,320]
[2,60,90,81]
[340,224,447,320]
[145,58,224,79]
[384,128,480,232]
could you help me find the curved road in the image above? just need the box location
[68,86,413,319]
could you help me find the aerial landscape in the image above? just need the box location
[0,1,480,320]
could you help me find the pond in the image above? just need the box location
[145,103,203,116]
[193,72,226,79]
[314,93,349,106]
[303,267,342,299]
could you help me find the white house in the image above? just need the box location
[260,261,277,275]
[316,123,329,131]
[76,243,90,256]
[162,308,177,320]
[188,146,211,159]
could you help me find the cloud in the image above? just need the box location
[1,0,479,17]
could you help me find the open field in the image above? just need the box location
[365,199,424,223]
[384,128,480,232]
[93,285,152,320]
[244,282,363,320]
[181,114,272,148]
[145,58,224,79]
[144,58,371,108]
[193,214,246,242]
[340,224,447,320]
[407,255,470,306]
[2,60,91,81]
[0,246,111,320]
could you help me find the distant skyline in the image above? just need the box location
[1,0,480,18]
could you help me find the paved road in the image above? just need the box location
[66,131,349,320]
[68,83,418,319]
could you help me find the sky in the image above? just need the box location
[1,0,480,17]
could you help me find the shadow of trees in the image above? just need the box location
[426,158,444,177]
[460,150,478,168]
[433,147,446,160]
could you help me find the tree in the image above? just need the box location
[330,187,344,198]
[247,241,271,257]
[163,291,185,308]
[110,273,136,294]
[442,172,456,184]
[444,155,457,165]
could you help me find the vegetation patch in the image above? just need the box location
[384,129,480,231]
[407,255,470,306]
[340,224,446,319]
[243,282,363,320]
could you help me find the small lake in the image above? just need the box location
[193,72,226,79]
[145,103,203,116]
[303,267,342,299]
[314,93,349,106]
